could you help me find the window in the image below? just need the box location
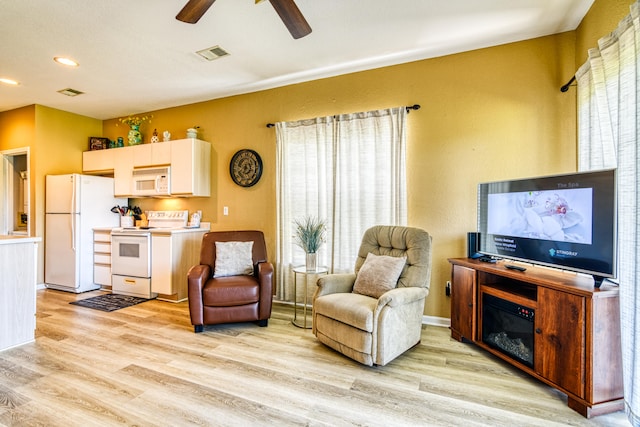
[274,107,408,301]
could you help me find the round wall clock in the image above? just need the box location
[230,149,263,187]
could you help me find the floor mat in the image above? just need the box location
[70,293,149,312]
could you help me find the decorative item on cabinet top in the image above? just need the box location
[186,126,200,139]
[117,114,153,147]
[89,137,109,150]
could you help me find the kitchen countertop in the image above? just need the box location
[0,235,41,245]
[98,223,211,234]
[150,222,210,235]
[93,226,117,232]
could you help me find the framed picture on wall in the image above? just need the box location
[89,137,109,150]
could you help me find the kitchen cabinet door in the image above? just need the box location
[130,143,170,167]
[151,230,207,301]
[113,148,134,197]
[170,139,211,196]
[83,150,115,173]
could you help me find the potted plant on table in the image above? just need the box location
[293,216,326,272]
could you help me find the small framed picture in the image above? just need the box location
[89,137,109,150]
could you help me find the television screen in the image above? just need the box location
[477,169,617,285]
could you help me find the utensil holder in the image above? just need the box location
[120,216,134,227]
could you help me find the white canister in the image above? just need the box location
[120,216,134,227]
[188,212,201,227]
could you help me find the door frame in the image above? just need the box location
[0,147,30,236]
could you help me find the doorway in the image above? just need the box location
[1,148,30,236]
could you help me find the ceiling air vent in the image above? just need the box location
[57,88,84,97]
[196,45,230,61]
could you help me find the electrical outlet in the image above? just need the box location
[445,281,451,297]
[223,206,229,216]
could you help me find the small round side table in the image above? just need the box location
[292,266,328,329]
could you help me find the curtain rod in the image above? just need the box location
[560,76,576,92]
[265,104,421,128]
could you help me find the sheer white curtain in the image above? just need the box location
[576,2,640,425]
[275,107,407,301]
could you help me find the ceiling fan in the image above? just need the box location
[176,0,312,39]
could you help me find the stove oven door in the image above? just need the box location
[111,233,151,278]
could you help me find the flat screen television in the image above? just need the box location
[477,169,617,287]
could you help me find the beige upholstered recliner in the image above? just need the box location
[312,225,433,366]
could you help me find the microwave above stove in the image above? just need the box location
[132,166,170,196]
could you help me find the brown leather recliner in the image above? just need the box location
[187,230,273,332]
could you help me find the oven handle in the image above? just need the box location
[111,232,151,238]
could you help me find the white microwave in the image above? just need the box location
[131,166,170,196]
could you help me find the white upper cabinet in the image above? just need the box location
[83,149,115,173]
[170,139,211,197]
[83,139,211,197]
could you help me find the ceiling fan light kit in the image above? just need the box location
[176,0,311,39]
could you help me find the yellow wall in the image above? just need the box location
[0,105,35,150]
[102,32,576,319]
[0,105,102,282]
[32,106,103,281]
[0,105,36,236]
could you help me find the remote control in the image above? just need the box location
[505,264,526,272]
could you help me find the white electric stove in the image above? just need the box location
[110,210,189,299]
[111,210,189,235]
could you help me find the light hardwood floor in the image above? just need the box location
[0,289,631,426]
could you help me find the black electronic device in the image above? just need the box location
[467,231,481,258]
[477,169,617,287]
[505,264,527,272]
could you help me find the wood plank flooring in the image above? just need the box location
[0,289,631,426]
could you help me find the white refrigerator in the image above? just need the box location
[45,174,127,293]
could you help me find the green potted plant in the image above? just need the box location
[293,216,326,271]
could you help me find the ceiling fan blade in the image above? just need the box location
[176,0,216,24]
[268,0,312,39]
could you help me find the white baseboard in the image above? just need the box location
[423,315,450,328]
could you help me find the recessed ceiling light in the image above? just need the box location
[54,56,79,67]
[57,88,84,97]
[0,78,19,85]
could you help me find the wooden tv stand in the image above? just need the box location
[448,258,623,418]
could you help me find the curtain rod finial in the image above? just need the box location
[560,76,576,92]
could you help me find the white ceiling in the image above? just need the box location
[0,0,594,120]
